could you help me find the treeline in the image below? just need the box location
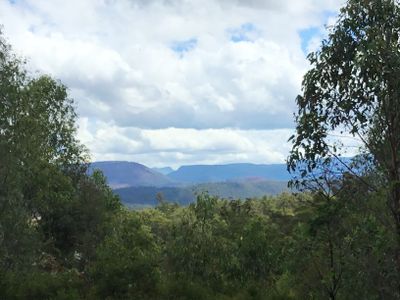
[91,190,398,299]
[2,187,399,299]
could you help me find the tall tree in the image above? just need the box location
[288,0,400,292]
[0,27,121,281]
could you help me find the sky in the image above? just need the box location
[0,0,345,168]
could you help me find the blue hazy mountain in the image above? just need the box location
[151,167,174,175]
[89,161,175,189]
[90,162,292,187]
[89,159,357,206]
[167,163,291,183]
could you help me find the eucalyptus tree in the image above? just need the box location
[287,0,400,293]
[0,26,120,283]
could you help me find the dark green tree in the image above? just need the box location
[0,27,121,298]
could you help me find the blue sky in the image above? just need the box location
[299,10,338,54]
[228,23,259,43]
[300,27,320,53]
[0,0,345,168]
[171,38,198,54]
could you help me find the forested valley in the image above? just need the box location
[3,0,400,299]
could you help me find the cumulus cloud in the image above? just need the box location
[77,121,293,168]
[0,0,342,166]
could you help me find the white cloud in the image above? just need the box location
[77,123,292,168]
[0,0,343,166]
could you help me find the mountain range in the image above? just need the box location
[89,161,175,189]
[89,161,291,207]
[168,163,291,183]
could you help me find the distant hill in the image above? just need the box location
[89,161,175,189]
[114,179,288,207]
[167,163,291,183]
[151,167,174,175]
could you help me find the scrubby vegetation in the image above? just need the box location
[2,188,399,299]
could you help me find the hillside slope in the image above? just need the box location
[89,161,175,189]
[114,179,288,207]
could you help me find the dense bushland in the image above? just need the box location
[2,189,397,299]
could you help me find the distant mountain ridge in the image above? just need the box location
[89,161,291,206]
[89,161,175,189]
[151,167,174,175]
[168,163,290,183]
[89,160,357,206]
